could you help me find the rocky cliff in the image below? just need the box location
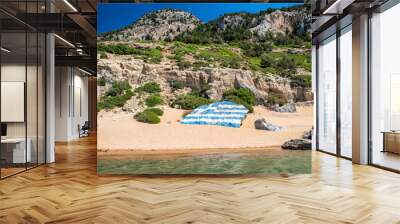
[98,52,312,113]
[214,7,310,37]
[99,6,311,42]
[100,9,201,41]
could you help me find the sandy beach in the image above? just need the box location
[97,105,313,151]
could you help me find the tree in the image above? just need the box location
[260,53,274,68]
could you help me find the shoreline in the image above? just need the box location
[98,105,313,151]
[98,146,285,159]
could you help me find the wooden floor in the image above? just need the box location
[1,136,400,224]
[372,150,400,171]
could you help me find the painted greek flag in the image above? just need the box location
[181,101,249,128]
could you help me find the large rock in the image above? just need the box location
[282,139,311,150]
[271,103,296,113]
[254,118,284,131]
[302,128,313,140]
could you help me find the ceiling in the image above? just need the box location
[0,0,97,74]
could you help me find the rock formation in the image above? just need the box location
[254,118,284,131]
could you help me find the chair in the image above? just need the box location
[79,121,90,138]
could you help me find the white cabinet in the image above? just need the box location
[1,138,32,163]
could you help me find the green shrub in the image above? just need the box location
[169,80,184,91]
[267,92,288,106]
[100,52,108,59]
[221,58,240,69]
[260,53,274,68]
[97,94,132,111]
[177,61,192,70]
[106,80,131,96]
[143,108,164,116]
[223,95,254,113]
[134,111,160,124]
[173,94,211,110]
[97,78,106,86]
[291,75,312,88]
[136,82,161,93]
[97,80,134,111]
[222,88,256,106]
[124,89,134,99]
[145,95,163,107]
[192,61,209,70]
[240,42,272,57]
[97,43,162,64]
[276,55,296,76]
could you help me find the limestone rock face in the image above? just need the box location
[97,54,313,113]
[250,9,311,37]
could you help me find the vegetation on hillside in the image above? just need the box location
[98,43,162,63]
[267,92,288,106]
[145,94,163,107]
[222,88,256,112]
[172,93,212,110]
[134,110,160,124]
[135,82,162,93]
[97,80,134,111]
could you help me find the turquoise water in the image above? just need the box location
[98,151,311,175]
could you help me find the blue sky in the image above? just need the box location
[97,3,301,34]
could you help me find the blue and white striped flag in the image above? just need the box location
[181,101,249,128]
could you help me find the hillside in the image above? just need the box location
[177,6,310,44]
[97,5,312,115]
[100,9,201,41]
[99,6,311,43]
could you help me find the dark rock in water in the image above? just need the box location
[254,118,284,131]
[302,128,313,140]
[282,139,311,150]
[271,103,296,113]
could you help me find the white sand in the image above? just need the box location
[97,106,313,150]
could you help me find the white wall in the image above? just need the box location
[55,66,70,141]
[339,26,353,158]
[55,67,89,141]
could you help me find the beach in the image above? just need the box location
[97,105,313,151]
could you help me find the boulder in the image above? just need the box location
[302,128,313,140]
[271,103,296,113]
[282,139,311,150]
[254,118,284,131]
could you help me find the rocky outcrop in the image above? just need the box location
[302,128,313,140]
[217,13,257,30]
[100,9,200,41]
[282,139,311,150]
[250,9,311,37]
[98,55,312,108]
[254,118,284,131]
[270,103,296,113]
